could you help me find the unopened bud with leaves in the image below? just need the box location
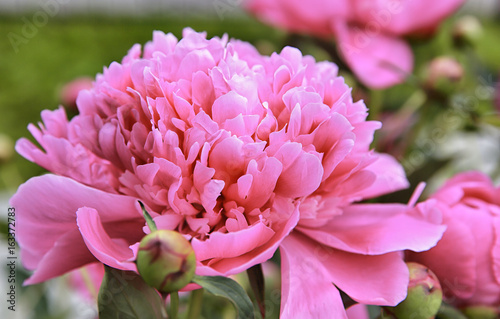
[385,262,443,319]
[424,56,464,95]
[136,230,196,294]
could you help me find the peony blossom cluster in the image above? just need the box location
[11,29,445,318]
[245,0,465,88]
[408,171,500,307]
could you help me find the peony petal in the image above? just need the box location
[493,216,500,285]
[149,214,184,233]
[327,250,409,306]
[282,232,409,306]
[274,142,323,198]
[335,169,377,200]
[98,121,133,171]
[15,135,120,193]
[191,221,275,261]
[23,229,96,285]
[279,234,347,319]
[77,207,136,271]
[197,197,300,276]
[236,174,253,199]
[433,171,497,205]
[226,157,283,210]
[298,202,445,255]
[192,71,216,115]
[455,203,500,305]
[346,304,370,319]
[444,203,500,305]
[357,153,410,199]
[209,136,245,186]
[10,174,142,273]
[491,216,500,300]
[334,21,413,89]
[212,91,248,124]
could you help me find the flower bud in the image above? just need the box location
[424,56,464,94]
[452,15,483,48]
[136,230,196,294]
[386,262,443,319]
[462,305,499,319]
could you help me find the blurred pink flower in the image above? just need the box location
[245,0,465,88]
[407,172,500,307]
[60,77,94,110]
[375,110,417,157]
[11,29,444,318]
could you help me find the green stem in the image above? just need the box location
[168,292,179,319]
[436,303,468,319]
[368,89,384,121]
[185,289,204,319]
[247,264,265,318]
[393,89,429,159]
[377,308,396,319]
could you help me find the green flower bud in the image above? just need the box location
[424,56,464,95]
[386,262,443,319]
[462,305,499,319]
[136,230,196,294]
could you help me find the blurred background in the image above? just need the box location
[0,0,499,318]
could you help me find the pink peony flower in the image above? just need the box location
[11,28,444,317]
[244,0,465,88]
[407,172,500,307]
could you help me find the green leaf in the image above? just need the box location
[98,266,167,319]
[247,264,265,318]
[192,275,255,319]
[139,201,157,232]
